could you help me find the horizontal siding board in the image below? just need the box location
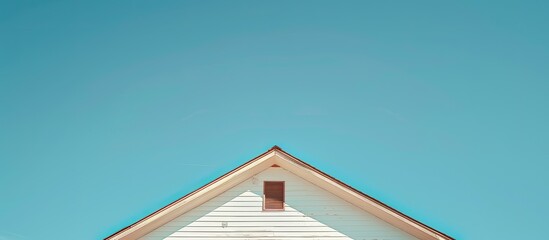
[166,231,348,237]
[159,226,344,232]
[191,221,327,227]
[187,206,378,215]
[143,237,351,240]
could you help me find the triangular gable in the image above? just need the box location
[141,166,415,239]
[106,146,453,240]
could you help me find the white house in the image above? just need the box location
[106,146,453,240]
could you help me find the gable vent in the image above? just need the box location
[263,181,284,210]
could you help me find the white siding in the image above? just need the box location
[141,167,418,240]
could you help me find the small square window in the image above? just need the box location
[263,181,284,211]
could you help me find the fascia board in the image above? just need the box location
[272,151,447,240]
[109,152,277,240]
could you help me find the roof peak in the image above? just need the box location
[270,145,282,151]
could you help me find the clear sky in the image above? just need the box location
[1,1,548,239]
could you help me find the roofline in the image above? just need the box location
[105,147,275,240]
[105,145,453,240]
[274,147,454,240]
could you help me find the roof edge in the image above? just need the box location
[104,147,277,240]
[273,147,454,240]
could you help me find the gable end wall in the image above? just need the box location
[141,167,418,240]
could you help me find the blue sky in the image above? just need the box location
[1,1,548,239]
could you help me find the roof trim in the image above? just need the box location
[273,147,454,240]
[105,146,453,240]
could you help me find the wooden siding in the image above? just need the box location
[141,167,418,240]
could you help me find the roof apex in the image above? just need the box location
[270,145,282,151]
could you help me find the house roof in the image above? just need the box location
[105,146,454,240]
